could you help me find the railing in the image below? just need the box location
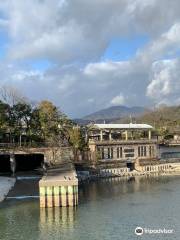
[0,142,69,149]
[163,140,180,145]
[89,139,158,144]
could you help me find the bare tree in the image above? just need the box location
[0,85,27,106]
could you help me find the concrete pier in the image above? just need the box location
[39,170,78,208]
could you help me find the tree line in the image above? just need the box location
[0,86,86,151]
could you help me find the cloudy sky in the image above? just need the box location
[0,0,180,117]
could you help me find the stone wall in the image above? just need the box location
[43,147,73,165]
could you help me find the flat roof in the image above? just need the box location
[92,123,153,130]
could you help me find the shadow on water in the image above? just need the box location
[7,176,41,199]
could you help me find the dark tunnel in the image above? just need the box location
[0,155,11,173]
[15,154,44,172]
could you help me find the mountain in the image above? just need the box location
[82,105,147,121]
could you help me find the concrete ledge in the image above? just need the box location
[39,171,78,187]
[39,170,78,208]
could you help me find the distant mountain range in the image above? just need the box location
[74,105,147,124]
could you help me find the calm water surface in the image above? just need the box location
[0,175,180,240]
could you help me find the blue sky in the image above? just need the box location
[0,31,8,59]
[102,35,149,61]
[0,31,150,73]
[26,59,53,71]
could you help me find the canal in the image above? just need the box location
[0,175,180,240]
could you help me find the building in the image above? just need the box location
[88,123,158,170]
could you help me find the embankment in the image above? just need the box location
[0,177,16,202]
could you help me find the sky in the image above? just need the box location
[0,0,180,118]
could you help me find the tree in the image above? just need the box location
[0,85,26,106]
[68,126,86,161]
[0,101,11,142]
[10,102,33,146]
[0,88,74,148]
[37,100,70,145]
[29,108,42,143]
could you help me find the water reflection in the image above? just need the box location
[39,207,77,237]
[79,174,174,204]
[1,175,180,240]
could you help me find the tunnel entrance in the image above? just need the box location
[126,160,135,171]
[15,154,44,172]
[0,155,11,173]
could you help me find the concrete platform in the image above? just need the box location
[39,170,78,208]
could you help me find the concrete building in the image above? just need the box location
[88,123,157,169]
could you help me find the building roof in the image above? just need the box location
[92,123,153,130]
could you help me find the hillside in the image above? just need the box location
[83,106,146,121]
[136,105,180,132]
[112,105,180,136]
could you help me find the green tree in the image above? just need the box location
[10,102,32,146]
[0,101,11,142]
[37,100,71,146]
[68,126,86,161]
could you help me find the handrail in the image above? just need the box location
[89,139,158,144]
[0,142,70,149]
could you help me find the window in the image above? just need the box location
[124,148,134,153]
[108,148,110,159]
[104,148,109,159]
[117,147,123,159]
[124,148,135,158]
[138,146,147,157]
[117,147,119,158]
[151,146,155,156]
[125,153,134,158]
[138,146,141,157]
[120,147,122,158]
[111,148,113,159]
[101,148,104,159]
[149,146,152,157]
[144,146,147,157]
[141,146,144,156]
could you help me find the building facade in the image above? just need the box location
[88,124,158,168]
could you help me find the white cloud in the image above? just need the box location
[84,61,130,75]
[147,59,180,105]
[57,74,76,92]
[0,0,180,116]
[1,0,180,63]
[111,94,125,105]
[136,22,180,65]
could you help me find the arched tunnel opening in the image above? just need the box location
[15,154,44,172]
[0,155,11,173]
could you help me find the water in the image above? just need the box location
[1,175,180,240]
[159,146,180,159]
